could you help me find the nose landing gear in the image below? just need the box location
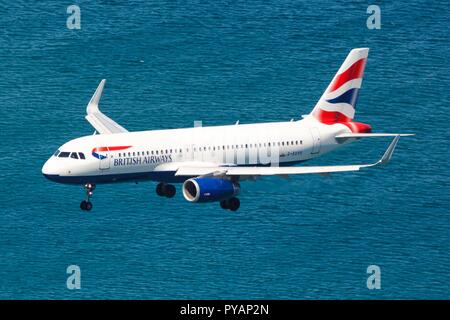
[80,183,95,211]
[156,182,176,198]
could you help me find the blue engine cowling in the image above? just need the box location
[182,177,240,203]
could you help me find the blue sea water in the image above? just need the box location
[0,0,449,299]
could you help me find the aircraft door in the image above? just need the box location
[99,151,110,170]
[310,127,321,154]
[192,144,203,162]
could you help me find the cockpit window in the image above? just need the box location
[70,152,79,159]
[57,151,85,159]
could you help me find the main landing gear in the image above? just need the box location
[156,182,176,198]
[80,183,95,211]
[220,197,240,211]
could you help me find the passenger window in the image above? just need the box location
[78,152,85,159]
[59,152,70,158]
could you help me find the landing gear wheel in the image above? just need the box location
[228,197,240,211]
[220,197,240,211]
[156,183,176,198]
[156,183,165,196]
[80,200,93,211]
[220,200,229,210]
[85,201,93,211]
[81,183,95,211]
[164,184,176,198]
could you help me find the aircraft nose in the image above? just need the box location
[42,158,60,181]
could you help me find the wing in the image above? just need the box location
[175,135,401,178]
[85,79,128,134]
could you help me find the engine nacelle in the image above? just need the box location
[182,177,240,203]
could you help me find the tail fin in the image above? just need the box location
[311,48,369,125]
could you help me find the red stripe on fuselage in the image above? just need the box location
[92,146,132,153]
[329,58,366,92]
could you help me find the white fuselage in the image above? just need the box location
[42,116,352,185]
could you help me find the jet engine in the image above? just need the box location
[182,177,240,203]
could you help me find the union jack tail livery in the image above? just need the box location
[311,48,371,133]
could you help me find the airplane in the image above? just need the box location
[42,48,413,212]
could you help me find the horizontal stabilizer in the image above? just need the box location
[336,132,414,142]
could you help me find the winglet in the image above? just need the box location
[87,79,106,114]
[84,80,128,134]
[378,135,400,165]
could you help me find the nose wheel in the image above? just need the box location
[80,183,95,211]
